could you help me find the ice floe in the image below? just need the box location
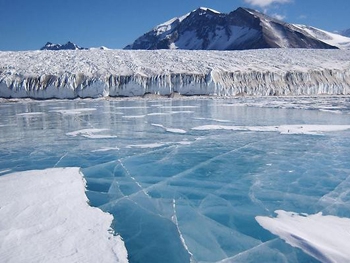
[256,210,350,263]
[66,128,118,139]
[192,124,350,135]
[152,123,187,134]
[0,167,128,263]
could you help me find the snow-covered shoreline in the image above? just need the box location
[1,49,350,99]
[0,168,128,263]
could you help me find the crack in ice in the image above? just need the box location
[117,159,151,199]
[318,173,350,213]
[171,199,195,263]
[54,152,69,168]
[215,238,280,263]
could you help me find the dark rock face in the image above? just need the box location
[125,7,338,50]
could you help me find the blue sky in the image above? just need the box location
[0,0,349,51]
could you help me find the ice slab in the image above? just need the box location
[17,112,45,116]
[152,123,187,134]
[192,124,350,135]
[256,210,350,263]
[0,168,128,263]
[122,115,146,119]
[126,143,167,149]
[66,128,118,139]
[92,146,120,152]
[51,108,97,115]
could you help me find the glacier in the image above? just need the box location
[1,97,350,262]
[1,49,350,99]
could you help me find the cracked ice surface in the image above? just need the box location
[1,97,350,262]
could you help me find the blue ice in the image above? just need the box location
[1,97,350,262]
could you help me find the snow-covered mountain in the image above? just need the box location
[125,7,342,50]
[1,49,350,99]
[340,28,350,37]
[41,41,87,51]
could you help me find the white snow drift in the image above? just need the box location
[256,210,350,263]
[192,124,350,135]
[0,49,350,99]
[0,168,128,263]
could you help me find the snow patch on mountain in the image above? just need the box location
[294,25,350,49]
[156,6,220,36]
[197,7,220,14]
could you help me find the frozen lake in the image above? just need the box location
[1,96,350,263]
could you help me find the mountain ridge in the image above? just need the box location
[40,41,110,51]
[40,41,87,51]
[125,7,348,50]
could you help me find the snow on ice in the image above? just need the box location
[192,124,350,135]
[0,168,128,263]
[256,210,350,263]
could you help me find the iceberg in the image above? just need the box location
[0,49,350,99]
[0,168,128,263]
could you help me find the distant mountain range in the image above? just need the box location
[40,41,109,51]
[41,41,87,51]
[125,7,350,50]
[40,8,350,52]
[340,28,350,37]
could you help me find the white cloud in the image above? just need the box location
[272,13,286,20]
[298,14,307,20]
[244,0,292,8]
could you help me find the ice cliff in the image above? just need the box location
[0,49,350,99]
